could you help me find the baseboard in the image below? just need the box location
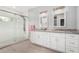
[30,41,62,53]
[0,39,28,49]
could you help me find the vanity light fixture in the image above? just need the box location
[0,16,11,22]
[12,6,16,9]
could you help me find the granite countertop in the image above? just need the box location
[35,29,79,34]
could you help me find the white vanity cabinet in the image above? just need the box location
[49,33,56,50]
[30,31,40,44]
[30,31,50,47]
[30,31,66,52]
[55,33,65,52]
[66,34,79,53]
[49,33,65,52]
[36,32,49,47]
[40,32,49,47]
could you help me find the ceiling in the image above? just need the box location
[0,6,37,16]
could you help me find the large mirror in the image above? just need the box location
[39,11,48,30]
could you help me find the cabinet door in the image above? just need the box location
[49,33,56,50]
[34,32,43,45]
[66,6,77,29]
[66,46,79,53]
[56,38,65,52]
[30,32,50,48]
[30,32,37,43]
[56,33,65,52]
[36,32,49,47]
[56,37,65,52]
[42,32,49,48]
[66,34,79,53]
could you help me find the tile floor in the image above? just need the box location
[0,40,58,53]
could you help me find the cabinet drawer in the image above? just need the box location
[66,46,78,53]
[66,34,79,39]
[66,44,78,48]
[66,39,78,44]
[56,33,65,38]
[66,38,78,43]
[66,41,78,47]
[66,49,78,53]
[49,33,57,37]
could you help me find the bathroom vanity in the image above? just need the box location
[30,30,79,53]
